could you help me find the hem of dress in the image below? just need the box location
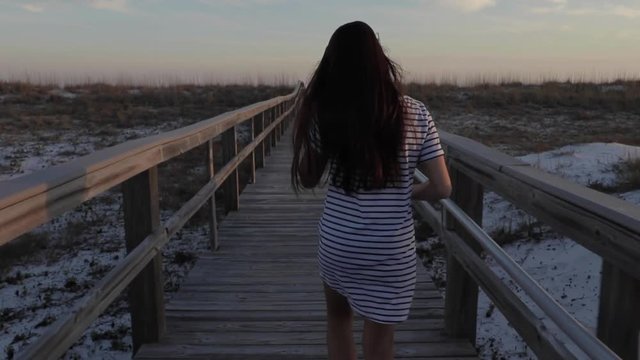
[319,275,411,325]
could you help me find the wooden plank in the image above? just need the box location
[165,318,448,332]
[135,342,477,359]
[122,167,166,355]
[264,109,272,157]
[444,167,482,344]
[206,140,219,250]
[254,114,264,169]
[160,329,457,345]
[270,107,277,148]
[597,261,640,360]
[222,127,239,212]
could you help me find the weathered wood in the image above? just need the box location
[443,222,576,359]
[136,342,477,360]
[265,110,272,156]
[597,261,640,360]
[249,116,256,183]
[414,185,577,359]
[0,85,302,246]
[283,102,288,134]
[444,168,483,344]
[135,130,478,360]
[255,113,265,168]
[270,107,277,148]
[163,113,293,239]
[122,167,165,354]
[442,131,640,280]
[222,127,239,212]
[277,104,282,137]
[207,140,219,250]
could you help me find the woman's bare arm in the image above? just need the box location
[412,155,452,202]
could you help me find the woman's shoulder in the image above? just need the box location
[401,95,432,123]
[401,95,430,114]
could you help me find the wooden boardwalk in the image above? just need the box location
[135,134,479,359]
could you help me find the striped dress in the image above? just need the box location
[314,96,444,324]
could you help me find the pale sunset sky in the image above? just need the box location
[1,0,639,84]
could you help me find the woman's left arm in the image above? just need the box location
[298,147,327,188]
[412,155,451,202]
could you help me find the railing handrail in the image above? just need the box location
[414,171,620,360]
[439,130,640,280]
[0,83,303,246]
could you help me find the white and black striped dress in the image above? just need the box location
[315,96,445,324]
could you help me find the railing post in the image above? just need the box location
[281,102,286,135]
[444,166,483,345]
[121,166,165,355]
[265,110,272,156]
[222,127,239,212]
[597,262,640,360]
[206,140,219,250]
[250,116,256,184]
[274,104,281,142]
[254,114,265,169]
[270,107,277,148]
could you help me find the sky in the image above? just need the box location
[1,0,640,84]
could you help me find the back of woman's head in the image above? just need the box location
[292,21,404,193]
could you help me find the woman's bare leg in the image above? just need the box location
[363,318,395,360]
[323,283,356,360]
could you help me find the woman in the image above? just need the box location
[291,21,452,360]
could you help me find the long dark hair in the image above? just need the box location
[291,21,404,193]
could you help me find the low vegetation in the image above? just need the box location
[406,80,640,155]
[0,81,292,137]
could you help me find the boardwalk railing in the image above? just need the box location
[414,131,640,360]
[0,83,303,359]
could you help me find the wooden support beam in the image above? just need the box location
[282,102,286,132]
[270,107,277,148]
[250,116,256,184]
[265,110,272,156]
[597,262,640,360]
[277,103,282,139]
[444,167,483,345]
[254,114,265,169]
[222,127,239,212]
[206,140,219,250]
[122,167,165,355]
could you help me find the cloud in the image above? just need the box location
[611,5,640,19]
[197,0,289,6]
[88,0,129,13]
[20,3,45,12]
[530,2,640,19]
[444,0,497,12]
[530,0,567,14]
